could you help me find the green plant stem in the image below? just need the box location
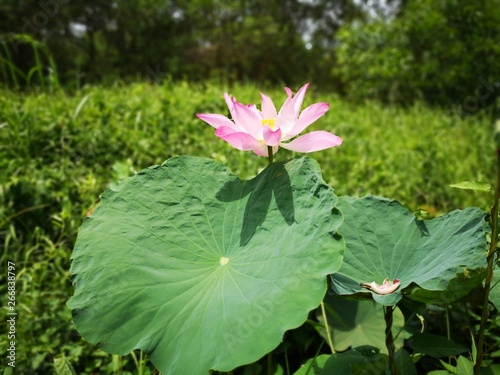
[385,306,397,375]
[0,204,49,228]
[445,305,451,364]
[474,148,500,374]
[2,38,20,89]
[320,300,335,353]
[130,351,139,372]
[445,305,451,341]
[267,352,273,375]
[284,341,290,375]
[267,146,273,165]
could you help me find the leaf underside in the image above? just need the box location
[331,195,488,306]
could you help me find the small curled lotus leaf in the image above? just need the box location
[361,278,401,295]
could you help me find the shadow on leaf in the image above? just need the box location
[216,161,295,246]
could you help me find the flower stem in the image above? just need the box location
[267,146,273,165]
[284,341,290,375]
[320,300,335,353]
[474,148,500,374]
[385,305,397,375]
[445,305,452,365]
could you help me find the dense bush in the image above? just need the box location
[334,0,500,108]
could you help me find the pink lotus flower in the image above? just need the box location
[197,83,342,157]
[361,278,401,295]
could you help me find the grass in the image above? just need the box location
[0,80,496,373]
[1,34,60,91]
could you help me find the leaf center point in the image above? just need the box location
[219,257,229,266]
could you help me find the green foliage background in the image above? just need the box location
[335,0,500,107]
[1,0,499,106]
[0,80,496,373]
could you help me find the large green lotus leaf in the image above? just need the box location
[394,348,417,375]
[293,355,330,375]
[409,267,485,304]
[331,196,488,306]
[316,294,405,353]
[294,347,388,375]
[408,333,467,358]
[67,156,344,375]
[489,267,500,310]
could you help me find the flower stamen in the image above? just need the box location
[261,118,276,130]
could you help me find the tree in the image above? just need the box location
[334,0,500,108]
[1,0,371,88]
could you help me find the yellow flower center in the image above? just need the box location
[261,118,276,130]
